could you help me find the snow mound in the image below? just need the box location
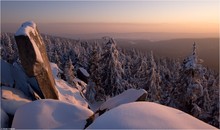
[98,88,147,111]
[12,99,93,129]
[1,86,31,115]
[88,102,217,129]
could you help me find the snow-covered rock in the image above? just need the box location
[95,89,147,116]
[88,102,217,129]
[1,108,9,128]
[99,89,147,111]
[1,59,41,98]
[12,99,93,129]
[79,67,90,77]
[15,21,37,37]
[15,21,59,99]
[1,86,31,115]
[77,67,90,83]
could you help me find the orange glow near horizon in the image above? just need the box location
[1,1,219,38]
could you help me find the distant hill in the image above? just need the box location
[116,38,219,71]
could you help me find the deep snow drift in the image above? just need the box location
[88,102,217,129]
[12,99,93,129]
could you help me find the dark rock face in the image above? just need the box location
[15,21,59,99]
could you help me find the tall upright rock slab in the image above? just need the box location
[15,21,59,99]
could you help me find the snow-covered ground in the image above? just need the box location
[55,79,88,107]
[88,102,217,129]
[50,62,88,108]
[12,99,93,129]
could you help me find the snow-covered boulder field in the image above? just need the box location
[1,86,31,115]
[50,62,89,108]
[12,99,93,129]
[88,102,217,129]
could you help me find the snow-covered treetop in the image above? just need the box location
[105,38,116,48]
[15,21,37,37]
[192,42,196,56]
[183,42,198,70]
[149,51,156,69]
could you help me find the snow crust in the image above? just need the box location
[88,102,217,129]
[1,86,31,115]
[99,88,147,111]
[12,99,93,129]
[79,67,90,77]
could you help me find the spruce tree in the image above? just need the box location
[100,38,125,96]
[146,51,162,102]
[64,58,75,85]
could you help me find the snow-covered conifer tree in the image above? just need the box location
[174,43,207,116]
[99,38,125,96]
[64,58,75,85]
[145,51,162,102]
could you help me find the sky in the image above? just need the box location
[1,0,219,39]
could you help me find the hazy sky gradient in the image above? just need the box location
[1,0,219,39]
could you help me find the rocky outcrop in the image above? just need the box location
[15,21,59,99]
